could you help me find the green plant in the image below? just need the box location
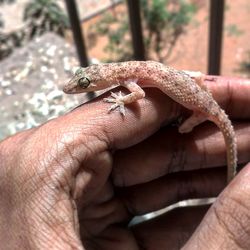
[24,0,69,38]
[0,0,69,60]
[0,0,17,59]
[142,0,196,61]
[225,24,243,37]
[89,0,197,62]
[238,51,250,76]
[0,0,15,3]
[90,11,132,61]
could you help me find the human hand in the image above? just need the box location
[0,76,250,249]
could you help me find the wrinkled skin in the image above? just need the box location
[1,76,250,250]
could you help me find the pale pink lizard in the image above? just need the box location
[63,61,237,183]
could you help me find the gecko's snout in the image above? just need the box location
[63,83,71,94]
[63,78,77,94]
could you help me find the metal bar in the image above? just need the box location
[126,0,145,60]
[208,0,225,75]
[64,0,88,67]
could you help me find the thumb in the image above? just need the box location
[183,163,250,249]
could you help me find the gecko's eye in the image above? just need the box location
[78,77,91,88]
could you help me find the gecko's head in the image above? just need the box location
[63,66,103,94]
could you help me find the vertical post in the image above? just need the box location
[126,0,145,60]
[208,0,225,75]
[65,0,89,67]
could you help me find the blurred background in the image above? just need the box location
[0,0,249,141]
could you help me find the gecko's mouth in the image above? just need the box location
[63,75,81,94]
[63,84,72,93]
[63,81,77,93]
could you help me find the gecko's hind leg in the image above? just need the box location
[179,111,207,133]
[184,70,208,92]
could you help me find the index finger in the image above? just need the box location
[61,88,175,152]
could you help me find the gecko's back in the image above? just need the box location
[84,61,217,114]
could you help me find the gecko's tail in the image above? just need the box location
[210,108,237,183]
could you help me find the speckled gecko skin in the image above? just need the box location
[63,61,237,183]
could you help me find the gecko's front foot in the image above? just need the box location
[103,91,126,116]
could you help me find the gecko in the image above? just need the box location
[63,60,237,183]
